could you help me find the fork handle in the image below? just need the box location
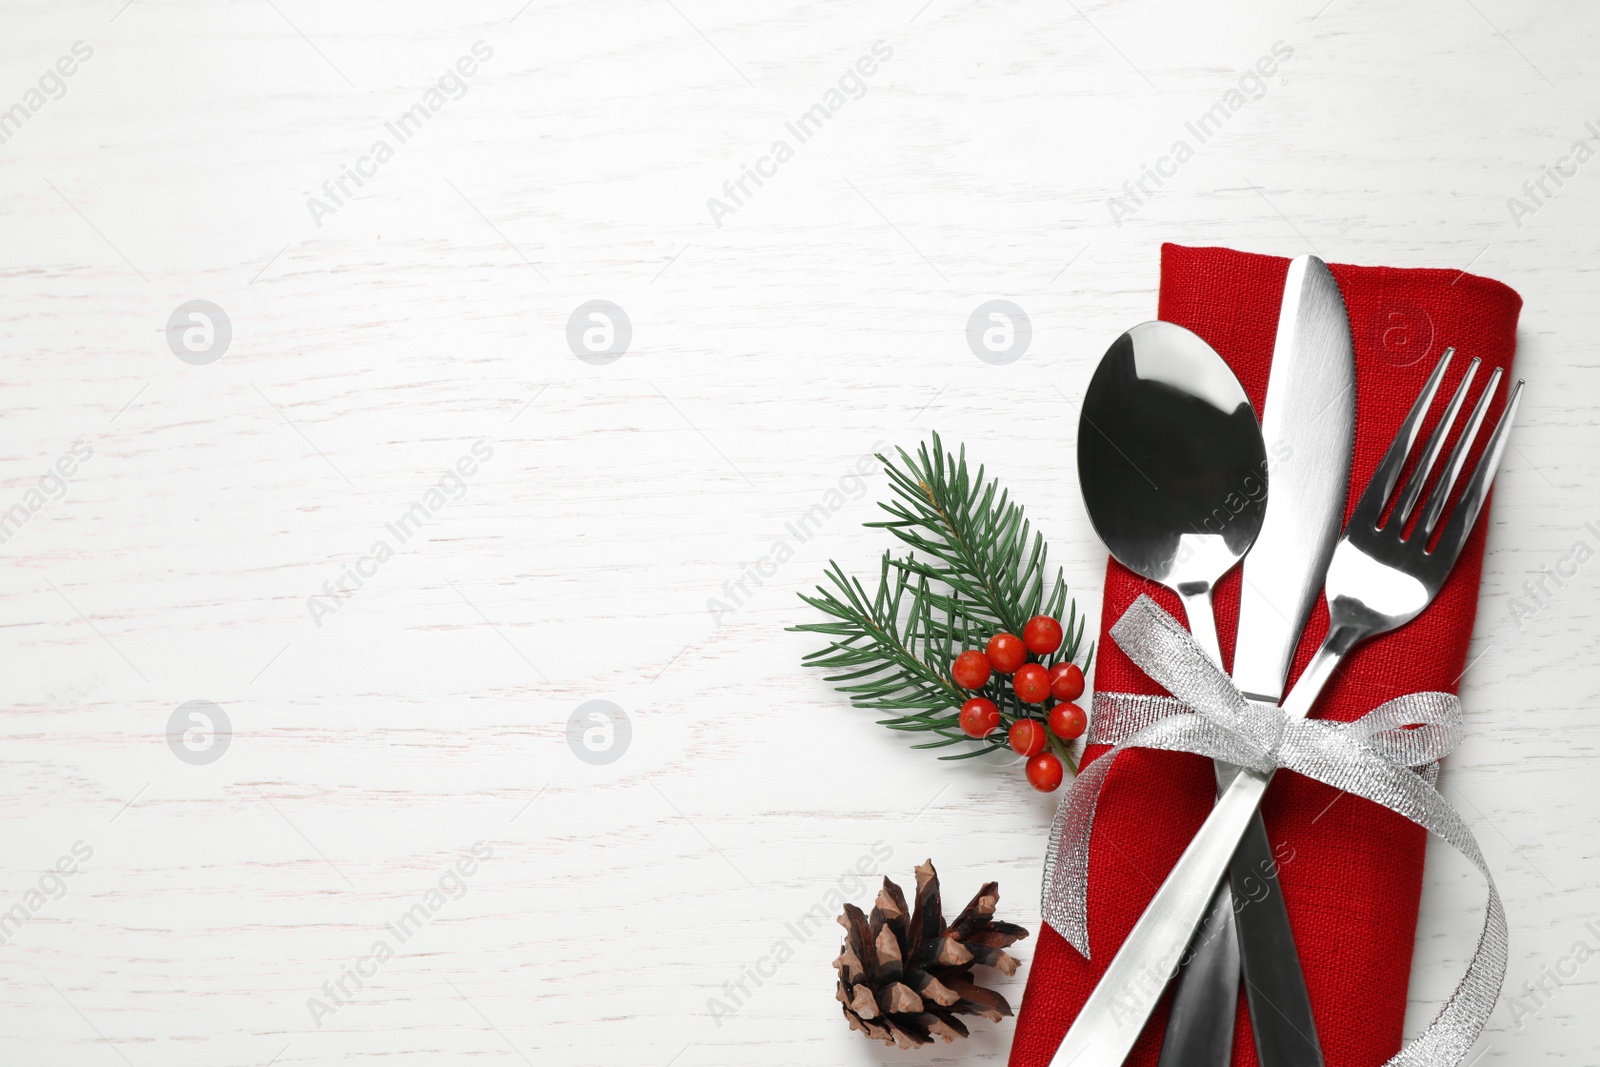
[1047,625,1361,1067]
[1279,622,1362,720]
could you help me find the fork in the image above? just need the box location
[1048,348,1524,1067]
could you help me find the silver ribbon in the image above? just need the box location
[1040,594,1506,1067]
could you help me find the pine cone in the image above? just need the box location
[834,859,1029,1049]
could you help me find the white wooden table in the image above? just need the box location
[2,1,1596,1064]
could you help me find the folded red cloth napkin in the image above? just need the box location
[1010,244,1521,1067]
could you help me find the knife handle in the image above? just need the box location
[1232,811,1324,1067]
[1160,786,1322,1067]
[1157,877,1238,1067]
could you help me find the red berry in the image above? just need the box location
[1009,719,1046,758]
[951,650,992,690]
[959,698,1001,738]
[1027,751,1064,792]
[986,633,1026,674]
[1049,662,1085,702]
[1013,663,1051,704]
[1049,701,1087,740]
[1023,615,1064,655]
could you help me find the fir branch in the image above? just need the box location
[869,432,1048,636]
[793,434,1094,769]
[794,554,995,754]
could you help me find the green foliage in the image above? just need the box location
[793,433,1092,765]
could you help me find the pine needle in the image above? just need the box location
[792,432,1092,766]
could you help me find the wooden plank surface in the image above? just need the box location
[1,1,1596,1063]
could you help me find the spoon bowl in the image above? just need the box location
[1077,321,1268,662]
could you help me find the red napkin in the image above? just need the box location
[1010,244,1521,1067]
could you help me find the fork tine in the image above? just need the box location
[1429,378,1524,564]
[1393,356,1479,528]
[1418,366,1502,537]
[1350,348,1453,530]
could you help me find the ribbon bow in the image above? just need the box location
[1041,595,1506,1067]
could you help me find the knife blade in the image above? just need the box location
[1157,254,1355,1067]
[1233,254,1357,705]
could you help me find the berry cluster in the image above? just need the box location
[950,615,1087,792]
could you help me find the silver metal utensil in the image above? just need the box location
[1049,348,1524,1067]
[1162,255,1354,1067]
[1077,320,1268,1066]
[1076,320,1267,670]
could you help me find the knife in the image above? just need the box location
[1156,254,1355,1067]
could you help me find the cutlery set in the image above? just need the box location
[1060,255,1522,1067]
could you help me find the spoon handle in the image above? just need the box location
[1164,587,1241,1067]
[1167,586,1324,1067]
[1176,588,1224,669]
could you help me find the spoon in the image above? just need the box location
[1076,321,1271,1067]
[1076,321,1267,666]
